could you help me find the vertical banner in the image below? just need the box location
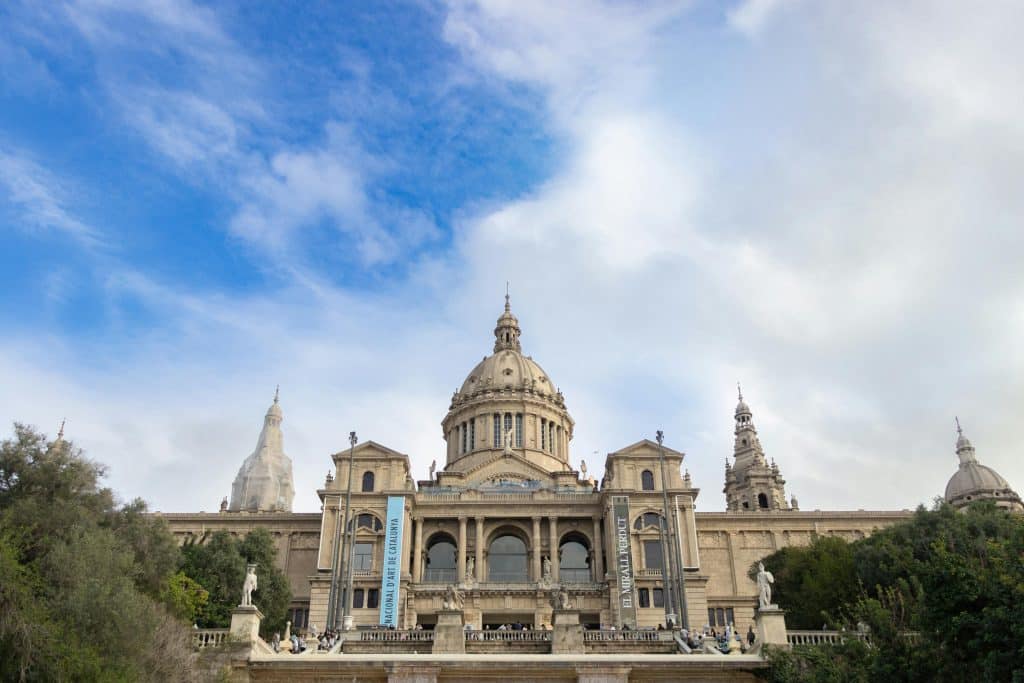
[379,496,405,627]
[611,495,637,629]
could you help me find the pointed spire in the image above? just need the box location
[737,382,743,401]
[505,281,511,312]
[274,385,280,404]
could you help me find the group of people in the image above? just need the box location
[674,623,757,654]
[269,627,341,653]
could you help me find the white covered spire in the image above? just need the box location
[229,388,295,512]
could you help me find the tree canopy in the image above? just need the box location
[0,423,195,681]
[757,502,1024,682]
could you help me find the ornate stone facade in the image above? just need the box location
[164,298,1020,640]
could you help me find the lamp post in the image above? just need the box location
[655,430,677,628]
[338,431,358,630]
[657,430,689,630]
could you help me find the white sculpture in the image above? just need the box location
[443,584,465,610]
[241,564,258,607]
[503,427,514,454]
[466,556,475,581]
[756,562,775,609]
[542,556,552,581]
[429,459,437,478]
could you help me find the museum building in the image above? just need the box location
[162,296,1022,635]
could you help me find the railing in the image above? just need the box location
[469,630,551,642]
[359,630,434,642]
[786,630,867,646]
[636,568,662,578]
[423,568,458,583]
[584,630,664,642]
[193,629,229,649]
[786,630,921,647]
[559,568,591,583]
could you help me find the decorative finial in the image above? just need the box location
[955,416,962,436]
[57,418,65,440]
[656,430,664,445]
[274,385,280,404]
[505,281,511,312]
[737,382,743,401]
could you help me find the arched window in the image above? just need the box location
[493,414,501,447]
[361,471,375,492]
[515,413,523,447]
[757,493,769,509]
[424,535,457,583]
[641,470,655,491]
[356,513,383,532]
[559,534,590,583]
[633,512,664,530]
[488,534,528,582]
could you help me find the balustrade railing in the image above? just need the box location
[584,630,664,642]
[358,630,434,642]
[192,629,229,649]
[468,630,551,642]
[423,568,458,583]
[786,630,867,646]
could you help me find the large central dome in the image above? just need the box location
[441,296,574,475]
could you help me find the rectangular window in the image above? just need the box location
[541,418,547,450]
[549,423,555,454]
[461,422,468,453]
[643,540,663,570]
[515,413,523,447]
[504,413,512,443]
[470,419,475,451]
[367,588,380,609]
[652,588,664,608]
[638,588,650,608]
[494,414,501,447]
[354,542,374,571]
[707,608,715,626]
[716,608,725,627]
[352,588,364,609]
[726,608,735,626]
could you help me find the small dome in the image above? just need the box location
[266,386,282,419]
[944,462,1014,501]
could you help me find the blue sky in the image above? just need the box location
[2,0,1023,513]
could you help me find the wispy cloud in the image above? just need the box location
[0,147,101,246]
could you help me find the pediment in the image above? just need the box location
[331,440,407,461]
[460,453,559,486]
[607,438,684,459]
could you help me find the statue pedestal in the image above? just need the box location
[230,606,264,643]
[432,610,465,654]
[552,609,583,654]
[754,606,789,652]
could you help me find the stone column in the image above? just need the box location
[412,517,424,583]
[457,517,467,582]
[532,516,542,581]
[591,516,603,582]
[475,516,485,582]
[548,516,559,582]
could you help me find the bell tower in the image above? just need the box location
[723,385,792,511]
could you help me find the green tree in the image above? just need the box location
[181,528,291,637]
[0,423,196,682]
[749,535,857,629]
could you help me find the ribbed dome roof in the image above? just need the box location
[458,349,554,396]
[945,462,1013,500]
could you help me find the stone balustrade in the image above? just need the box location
[583,630,668,642]
[192,628,229,649]
[358,630,435,642]
[468,629,552,642]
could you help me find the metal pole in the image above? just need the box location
[670,491,690,631]
[657,430,689,631]
[326,498,343,628]
[655,430,677,628]
[337,431,358,630]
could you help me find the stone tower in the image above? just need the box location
[944,420,1022,512]
[724,386,792,511]
[229,388,296,512]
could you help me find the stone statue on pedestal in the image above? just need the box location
[241,564,258,607]
[465,556,475,582]
[756,562,775,609]
[543,556,552,581]
[549,587,571,610]
[503,427,514,455]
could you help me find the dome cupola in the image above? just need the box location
[441,294,574,476]
[944,419,1022,512]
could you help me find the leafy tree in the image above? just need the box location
[181,528,291,637]
[759,502,1024,682]
[0,423,196,681]
[748,535,857,629]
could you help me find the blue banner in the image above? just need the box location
[379,496,405,626]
